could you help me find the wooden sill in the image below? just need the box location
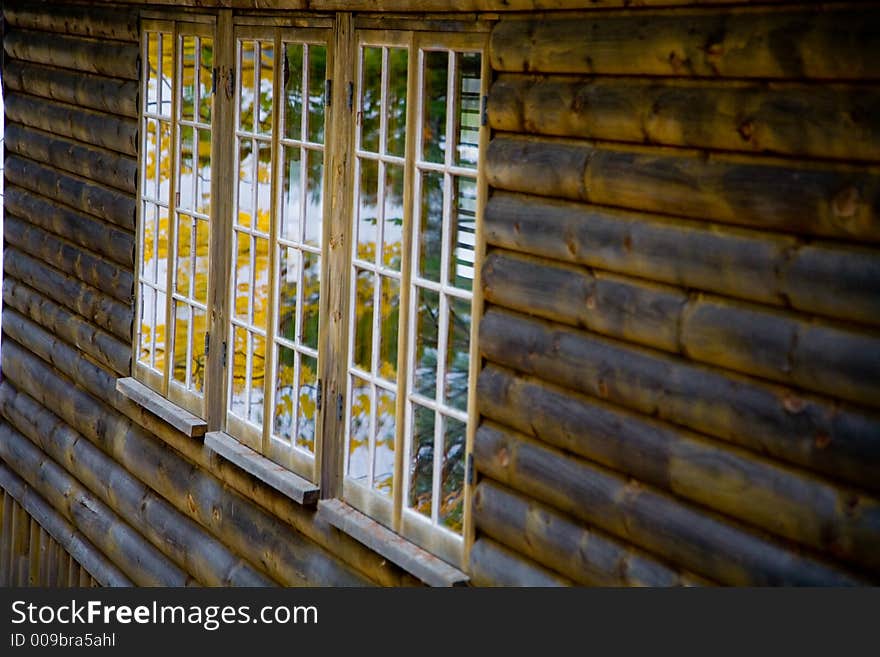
[116,377,207,438]
[318,499,469,587]
[205,431,320,507]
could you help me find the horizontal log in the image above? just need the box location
[477,365,880,572]
[5,93,138,156]
[4,59,138,118]
[475,422,868,585]
[483,249,880,408]
[490,10,880,79]
[4,215,134,303]
[5,156,136,230]
[4,29,139,80]
[3,278,130,376]
[3,249,133,341]
[474,480,711,586]
[488,76,880,162]
[485,192,880,327]
[469,537,572,587]
[0,339,374,587]
[0,421,193,586]
[0,383,274,587]
[0,464,131,587]
[487,136,880,242]
[4,3,138,41]
[5,123,137,193]
[479,308,880,493]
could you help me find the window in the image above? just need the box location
[134,15,488,569]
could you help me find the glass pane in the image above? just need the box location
[230,326,248,417]
[440,416,466,532]
[301,252,320,350]
[281,146,302,242]
[357,158,378,262]
[160,33,173,116]
[353,269,374,372]
[176,213,193,297]
[446,297,471,412]
[305,150,323,247]
[348,376,372,484]
[422,51,448,164]
[181,35,196,121]
[386,48,408,158]
[284,42,303,141]
[158,121,173,199]
[450,176,477,291]
[277,246,300,342]
[378,276,399,382]
[142,203,157,284]
[157,206,170,280]
[253,236,271,326]
[256,141,272,233]
[233,232,251,320]
[138,283,153,367]
[383,164,404,270]
[239,40,255,132]
[373,387,396,496]
[154,290,167,375]
[199,38,213,124]
[456,52,481,167]
[249,332,266,425]
[274,345,296,441]
[146,33,158,114]
[307,44,326,144]
[409,404,434,518]
[197,128,212,215]
[414,287,439,399]
[173,301,190,384]
[419,171,443,282]
[258,42,274,135]
[144,118,158,199]
[194,218,209,305]
[237,138,253,226]
[178,126,194,211]
[192,306,207,394]
[297,353,318,453]
[360,46,381,153]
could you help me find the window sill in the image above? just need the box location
[205,431,320,507]
[116,377,207,438]
[318,499,469,587]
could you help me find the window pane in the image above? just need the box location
[445,297,471,412]
[277,246,300,341]
[157,206,170,282]
[258,42,274,135]
[175,214,193,297]
[239,40,255,132]
[409,404,434,519]
[199,38,213,123]
[456,52,481,167]
[197,128,212,215]
[173,301,191,384]
[383,164,404,271]
[284,42,303,141]
[281,146,302,242]
[237,138,253,226]
[378,276,399,382]
[353,268,374,372]
[307,44,326,144]
[194,218,209,305]
[181,35,196,121]
[348,376,372,483]
[256,140,272,233]
[450,176,476,291]
[274,345,296,441]
[250,333,266,425]
[297,354,318,453]
[144,118,158,199]
[138,284,154,368]
[192,307,207,395]
[146,32,158,114]
[360,46,381,153]
[440,415,466,532]
[305,149,323,247]
[357,159,378,262]
[254,236,271,325]
[160,33,173,117]
[230,326,248,418]
[418,171,443,282]
[422,51,448,164]
[386,48,407,158]
[301,252,320,350]
[233,232,251,321]
[142,203,157,283]
[179,126,194,210]
[414,287,439,398]
[154,291,167,375]
[158,121,173,198]
[374,387,396,496]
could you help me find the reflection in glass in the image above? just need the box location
[239,40,255,132]
[281,146,302,241]
[234,232,251,320]
[237,138,253,224]
[256,141,272,233]
[144,119,158,199]
[386,48,408,157]
[277,246,300,341]
[360,46,381,153]
[173,301,190,384]
[297,354,318,453]
[378,276,399,382]
[456,52,481,167]
[357,159,378,261]
[181,35,196,120]
[142,203,157,284]
[199,38,213,123]
[308,45,326,144]
[274,345,296,441]
[179,126,194,210]
[160,33,173,116]
[451,177,477,291]
[422,51,448,164]
[409,404,434,518]
[253,236,270,323]
[446,297,470,411]
[176,214,193,296]
[305,150,323,247]
[383,164,404,270]
[138,285,152,367]
[192,307,207,394]
[197,129,212,215]
[414,287,439,398]
[146,32,158,113]
[231,326,248,417]
[374,387,396,496]
[158,121,172,193]
[258,42,274,135]
[419,172,443,282]
[250,333,266,424]
[154,291,167,375]
[195,218,209,305]
[284,43,303,141]
[301,253,320,350]
[348,377,372,483]
[440,416,466,531]
[353,269,374,372]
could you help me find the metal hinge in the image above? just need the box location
[204,331,210,356]
[325,79,332,107]
[225,69,234,100]
[316,379,323,411]
[466,453,475,485]
[222,341,228,366]
[481,95,488,127]
[337,393,343,421]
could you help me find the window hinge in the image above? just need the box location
[337,393,343,421]
[212,67,218,95]
[481,95,488,127]
[225,69,234,100]
[325,79,332,107]
[347,81,354,112]
[222,340,227,366]
[204,331,210,356]
[466,453,475,486]
[316,379,323,411]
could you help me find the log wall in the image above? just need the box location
[474,3,880,585]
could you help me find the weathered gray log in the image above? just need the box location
[4,3,138,41]
[485,192,880,327]
[5,123,137,193]
[4,29,138,80]
[469,537,573,587]
[488,75,880,163]
[477,365,880,572]
[5,156,136,230]
[3,249,132,341]
[490,11,880,79]
[0,421,193,587]
[479,308,880,493]
[475,422,868,585]
[3,278,130,376]
[4,60,139,118]
[0,464,131,587]
[487,136,880,242]
[5,93,138,156]
[4,215,134,303]
[483,249,880,408]
[474,480,711,586]
[0,383,275,587]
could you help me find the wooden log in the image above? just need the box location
[0,421,193,587]
[5,123,137,193]
[4,3,138,41]
[4,215,134,303]
[29,518,41,585]
[0,340,376,587]
[5,185,134,267]
[5,93,138,156]
[487,136,880,243]
[474,480,710,586]
[488,75,880,163]
[477,365,880,572]
[469,537,573,587]
[483,249,880,408]
[479,308,880,493]
[5,155,136,230]
[4,29,139,80]
[475,422,869,585]
[3,249,133,341]
[490,10,880,79]
[0,382,276,587]
[0,493,11,586]
[485,192,880,327]
[4,59,138,118]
